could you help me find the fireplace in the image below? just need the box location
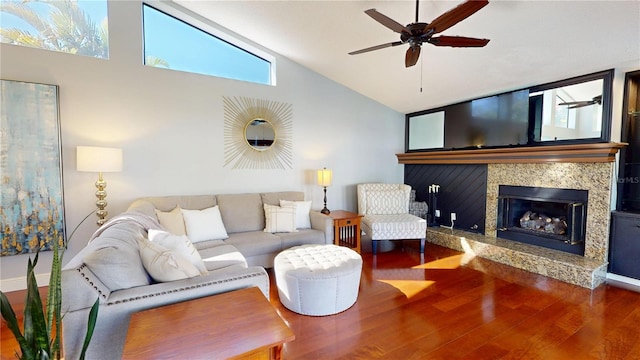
[497,185,588,256]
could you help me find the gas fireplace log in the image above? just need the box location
[519,211,567,235]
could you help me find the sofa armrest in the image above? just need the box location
[62,264,112,313]
[310,210,333,244]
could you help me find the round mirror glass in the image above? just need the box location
[245,118,276,151]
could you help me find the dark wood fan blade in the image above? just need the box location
[364,9,408,33]
[428,35,489,47]
[349,41,404,55]
[425,0,489,34]
[405,46,421,67]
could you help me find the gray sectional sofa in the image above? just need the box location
[61,191,331,360]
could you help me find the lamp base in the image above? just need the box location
[95,173,108,226]
[321,186,330,215]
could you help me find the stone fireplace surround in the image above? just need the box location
[397,143,624,289]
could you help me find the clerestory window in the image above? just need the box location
[0,0,109,59]
[142,3,274,85]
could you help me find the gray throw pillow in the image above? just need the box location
[83,245,150,291]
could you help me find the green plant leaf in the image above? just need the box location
[46,241,63,359]
[0,290,31,357]
[24,251,50,358]
[79,298,100,360]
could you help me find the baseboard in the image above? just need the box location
[606,273,640,293]
[0,273,51,293]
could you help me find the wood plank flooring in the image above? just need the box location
[268,242,640,360]
[2,242,640,359]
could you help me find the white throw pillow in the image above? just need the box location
[280,200,312,229]
[154,206,186,235]
[366,190,408,215]
[264,204,297,233]
[180,206,229,243]
[137,237,201,282]
[148,229,208,275]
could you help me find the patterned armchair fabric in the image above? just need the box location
[357,184,427,254]
[409,190,428,219]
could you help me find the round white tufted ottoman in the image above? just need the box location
[274,244,363,316]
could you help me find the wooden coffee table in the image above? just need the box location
[121,287,294,359]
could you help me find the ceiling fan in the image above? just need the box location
[558,95,603,109]
[349,0,490,67]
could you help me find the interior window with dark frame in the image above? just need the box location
[142,4,272,85]
[405,69,613,152]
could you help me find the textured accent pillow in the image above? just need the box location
[180,206,229,242]
[280,200,312,229]
[366,190,408,215]
[137,237,201,282]
[264,204,297,233]
[154,206,186,235]
[83,245,151,291]
[148,229,208,275]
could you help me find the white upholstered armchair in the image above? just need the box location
[357,184,427,255]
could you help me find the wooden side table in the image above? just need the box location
[330,210,363,253]
[122,287,294,359]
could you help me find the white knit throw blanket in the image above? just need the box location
[89,212,164,242]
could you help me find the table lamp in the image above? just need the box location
[317,167,332,214]
[77,146,123,226]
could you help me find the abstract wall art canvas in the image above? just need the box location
[1,79,65,256]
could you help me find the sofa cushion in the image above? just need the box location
[154,206,186,235]
[278,229,326,250]
[137,237,201,282]
[148,229,208,275]
[261,191,304,206]
[264,204,297,233]
[197,243,248,271]
[181,206,229,242]
[141,195,217,212]
[224,231,282,258]
[216,193,264,233]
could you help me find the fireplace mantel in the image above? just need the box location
[397,142,626,165]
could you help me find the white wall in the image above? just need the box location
[0,0,404,290]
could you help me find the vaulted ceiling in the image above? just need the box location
[174,0,640,114]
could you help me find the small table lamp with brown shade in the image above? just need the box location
[317,167,332,214]
[77,146,123,226]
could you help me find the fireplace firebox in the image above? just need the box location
[497,185,588,256]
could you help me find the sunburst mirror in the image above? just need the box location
[223,96,292,169]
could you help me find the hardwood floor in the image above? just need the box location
[268,243,640,360]
[2,242,640,359]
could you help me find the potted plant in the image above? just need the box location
[0,240,99,360]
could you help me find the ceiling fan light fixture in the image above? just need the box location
[405,46,421,67]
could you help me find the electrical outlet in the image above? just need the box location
[451,212,457,221]
[435,210,441,217]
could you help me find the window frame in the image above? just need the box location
[142,1,276,86]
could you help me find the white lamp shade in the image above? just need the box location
[77,146,123,173]
[317,168,333,187]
